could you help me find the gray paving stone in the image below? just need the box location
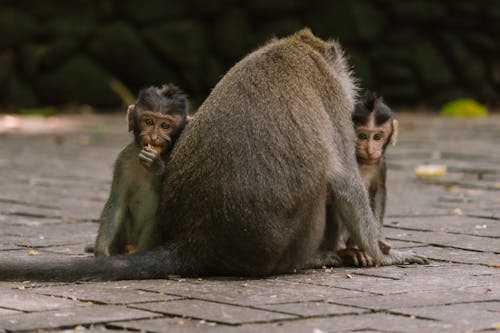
[130,299,296,324]
[0,289,88,312]
[0,242,22,251]
[0,249,87,260]
[385,227,500,253]
[0,305,159,332]
[38,243,91,256]
[338,289,498,311]
[287,264,500,296]
[254,301,367,317]
[410,245,500,265]
[0,202,62,220]
[0,212,61,226]
[385,215,500,237]
[42,329,122,333]
[461,284,500,298]
[138,278,370,305]
[30,282,181,304]
[0,280,68,289]
[0,222,97,248]
[392,302,500,331]
[109,317,231,333]
[0,308,21,316]
[183,313,457,333]
[384,239,426,249]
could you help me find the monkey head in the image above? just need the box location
[127,84,189,153]
[352,92,398,165]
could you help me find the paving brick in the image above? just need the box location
[410,245,500,265]
[338,289,498,310]
[0,308,21,315]
[385,215,500,237]
[0,222,96,248]
[109,317,232,333]
[0,289,87,312]
[0,305,159,332]
[254,301,367,317]
[138,277,370,305]
[29,282,181,305]
[392,302,500,331]
[287,264,500,296]
[184,313,458,333]
[385,227,500,253]
[130,299,296,324]
[385,239,426,249]
[44,329,122,333]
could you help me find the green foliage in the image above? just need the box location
[440,98,488,117]
[19,106,57,117]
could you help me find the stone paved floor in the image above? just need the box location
[0,113,499,333]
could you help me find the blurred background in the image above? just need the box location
[0,0,499,113]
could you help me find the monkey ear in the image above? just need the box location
[127,104,136,132]
[186,115,193,124]
[390,119,399,146]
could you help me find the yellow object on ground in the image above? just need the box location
[440,98,488,117]
[415,165,447,179]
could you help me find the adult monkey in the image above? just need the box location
[0,29,426,281]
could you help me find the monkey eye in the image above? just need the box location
[144,118,154,126]
[161,122,170,130]
[358,133,368,140]
[373,133,382,141]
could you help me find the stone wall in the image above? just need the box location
[1,0,499,110]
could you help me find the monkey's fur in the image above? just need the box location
[94,84,189,256]
[0,29,426,281]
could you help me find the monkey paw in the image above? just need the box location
[338,248,374,267]
[380,249,429,266]
[139,146,165,175]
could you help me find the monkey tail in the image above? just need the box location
[0,249,186,282]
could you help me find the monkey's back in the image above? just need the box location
[160,30,354,276]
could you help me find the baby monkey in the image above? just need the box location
[336,92,398,266]
[93,84,189,256]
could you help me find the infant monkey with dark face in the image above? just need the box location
[336,92,398,266]
[93,84,189,256]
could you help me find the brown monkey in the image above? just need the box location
[93,84,189,256]
[335,93,397,266]
[0,29,426,281]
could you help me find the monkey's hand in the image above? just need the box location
[139,146,166,175]
[380,249,429,266]
[338,248,374,267]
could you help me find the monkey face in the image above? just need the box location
[355,119,393,165]
[138,111,180,151]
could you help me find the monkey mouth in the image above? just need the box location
[147,144,163,153]
[146,142,171,153]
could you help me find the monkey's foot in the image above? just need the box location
[378,240,392,254]
[338,248,374,267]
[380,249,429,266]
[304,250,342,269]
